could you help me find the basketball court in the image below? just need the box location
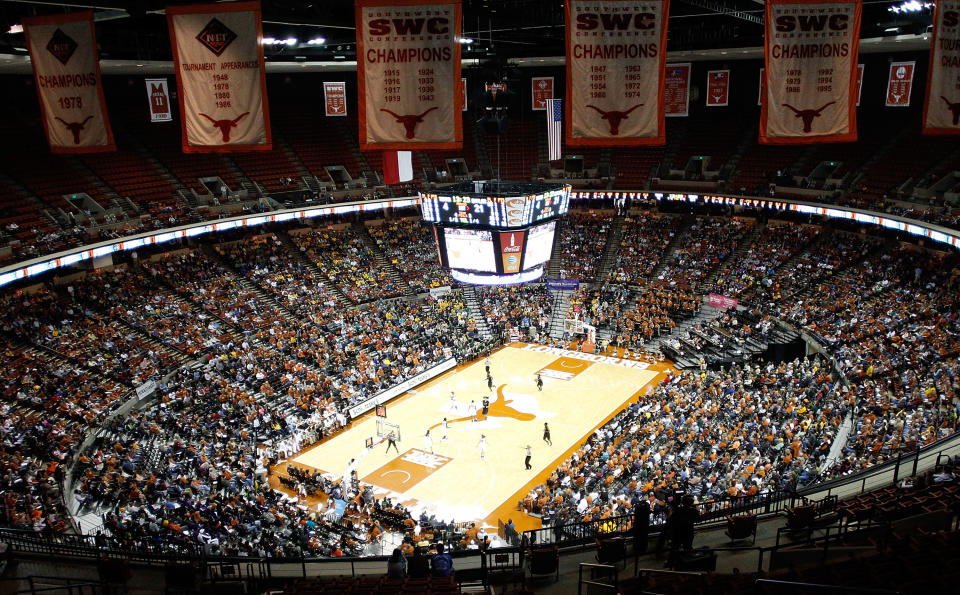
[292,343,673,529]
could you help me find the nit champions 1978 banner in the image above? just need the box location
[167,2,271,153]
[565,0,670,146]
[355,0,463,151]
[23,11,115,153]
[760,0,862,144]
[923,1,960,135]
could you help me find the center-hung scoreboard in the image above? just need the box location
[419,181,571,284]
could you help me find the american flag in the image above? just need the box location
[547,98,562,161]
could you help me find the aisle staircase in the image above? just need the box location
[351,222,415,297]
[547,290,575,340]
[460,285,494,341]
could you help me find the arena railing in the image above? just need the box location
[4,190,960,290]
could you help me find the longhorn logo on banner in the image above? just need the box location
[323,82,347,116]
[23,11,115,153]
[532,77,554,111]
[706,70,730,107]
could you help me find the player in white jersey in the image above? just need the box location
[441,418,449,441]
[478,435,487,460]
[423,429,433,454]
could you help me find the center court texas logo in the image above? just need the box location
[46,28,77,65]
[196,18,237,57]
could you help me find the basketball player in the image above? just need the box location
[484,356,491,374]
[450,389,457,413]
[478,435,487,460]
[543,422,552,446]
[385,431,399,454]
[468,400,478,421]
[487,375,494,391]
[482,395,490,418]
[441,418,449,441]
[423,429,433,454]
[524,445,532,470]
[536,374,543,392]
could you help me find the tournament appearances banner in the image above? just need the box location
[565,0,670,146]
[923,1,960,134]
[356,0,463,150]
[886,61,915,107]
[23,11,115,153]
[146,78,173,122]
[167,2,271,153]
[665,63,691,116]
[532,77,554,110]
[760,0,862,144]
[706,70,730,107]
[323,82,347,116]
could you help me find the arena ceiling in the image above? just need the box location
[0,0,936,66]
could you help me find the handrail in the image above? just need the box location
[754,578,903,594]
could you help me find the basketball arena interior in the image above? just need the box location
[0,1,959,593]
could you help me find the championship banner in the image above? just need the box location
[356,0,463,150]
[22,11,115,153]
[146,79,173,122]
[324,82,347,116]
[760,0,862,145]
[499,231,525,274]
[665,63,691,116]
[532,76,555,110]
[565,0,670,146]
[706,70,730,107]
[856,64,864,106]
[885,61,915,107]
[167,2,272,153]
[923,1,960,134]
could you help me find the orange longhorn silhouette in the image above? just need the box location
[54,115,94,144]
[380,107,438,139]
[198,111,250,142]
[941,97,960,126]
[585,104,643,135]
[781,101,835,133]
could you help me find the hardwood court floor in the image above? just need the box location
[292,343,673,531]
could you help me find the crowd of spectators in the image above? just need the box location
[607,213,682,284]
[711,223,820,298]
[367,218,453,293]
[555,212,611,281]
[655,216,753,290]
[477,285,553,342]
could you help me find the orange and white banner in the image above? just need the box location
[324,81,347,116]
[885,61,915,107]
[23,11,115,153]
[532,77,555,110]
[146,78,173,122]
[856,63,864,106]
[923,2,960,134]
[356,0,463,150]
[665,63,691,116]
[706,70,730,107]
[565,0,670,146]
[761,0,861,145]
[167,2,271,153]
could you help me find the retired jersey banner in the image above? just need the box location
[167,2,271,153]
[324,82,347,116]
[665,63,691,116]
[923,2,960,134]
[146,79,173,122]
[23,11,115,153]
[565,0,670,146]
[356,0,463,150]
[532,77,555,110]
[761,0,862,145]
[706,70,730,107]
[886,61,915,107]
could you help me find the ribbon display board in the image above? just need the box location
[355,0,463,150]
[706,70,730,107]
[23,11,115,153]
[761,0,861,144]
[324,81,347,116]
[565,0,670,146]
[886,61,915,107]
[167,1,271,153]
[146,78,173,122]
[665,63,691,116]
[532,76,555,110]
[923,2,960,134]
